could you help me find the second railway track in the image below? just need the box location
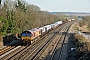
[32,21,74,60]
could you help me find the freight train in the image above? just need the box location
[21,21,63,44]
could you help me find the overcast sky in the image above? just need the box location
[25,0,90,13]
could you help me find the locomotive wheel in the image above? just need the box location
[23,41,27,46]
[27,42,31,46]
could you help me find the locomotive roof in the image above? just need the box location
[27,28,40,32]
[22,28,41,34]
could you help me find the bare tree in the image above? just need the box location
[0,0,1,5]
[0,0,1,9]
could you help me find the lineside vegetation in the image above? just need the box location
[0,0,66,38]
[74,33,90,60]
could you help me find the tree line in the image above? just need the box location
[0,0,65,36]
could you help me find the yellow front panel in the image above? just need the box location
[22,36,31,41]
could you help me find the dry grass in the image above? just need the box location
[71,22,89,32]
[74,34,88,43]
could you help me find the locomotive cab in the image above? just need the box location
[21,28,41,44]
[21,31,32,41]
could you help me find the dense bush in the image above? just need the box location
[74,33,90,59]
[82,16,90,31]
[79,21,86,27]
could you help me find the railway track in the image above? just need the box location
[32,21,74,60]
[0,46,15,56]
[0,40,25,59]
[0,40,22,56]
[51,22,72,60]
[0,21,76,60]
